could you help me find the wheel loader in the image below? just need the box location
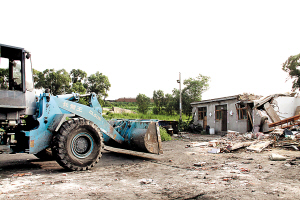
[0,43,162,171]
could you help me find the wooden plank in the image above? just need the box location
[264,102,281,123]
[269,114,300,128]
[104,146,162,160]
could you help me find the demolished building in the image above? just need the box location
[191,93,300,135]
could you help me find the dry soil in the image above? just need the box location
[1,133,300,200]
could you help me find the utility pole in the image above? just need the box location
[177,72,182,121]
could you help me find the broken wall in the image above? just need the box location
[275,96,300,119]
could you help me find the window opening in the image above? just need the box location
[236,103,248,120]
[198,107,207,120]
[215,105,226,120]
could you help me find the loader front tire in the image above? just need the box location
[52,118,103,171]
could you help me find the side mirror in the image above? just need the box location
[26,52,31,59]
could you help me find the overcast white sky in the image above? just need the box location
[1,0,299,100]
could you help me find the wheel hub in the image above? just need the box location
[71,133,94,158]
[74,137,89,154]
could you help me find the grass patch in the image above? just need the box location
[103,112,189,121]
[159,126,172,141]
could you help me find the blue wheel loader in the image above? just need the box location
[0,44,162,171]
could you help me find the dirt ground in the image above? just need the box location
[1,133,300,200]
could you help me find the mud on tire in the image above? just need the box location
[52,118,104,171]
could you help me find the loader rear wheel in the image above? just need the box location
[52,118,103,171]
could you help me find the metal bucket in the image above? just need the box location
[107,119,163,154]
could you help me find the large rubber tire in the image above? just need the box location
[34,148,54,160]
[52,118,104,171]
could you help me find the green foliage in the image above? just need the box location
[183,74,210,102]
[32,68,40,86]
[87,72,111,100]
[282,53,300,91]
[78,96,89,106]
[164,93,175,115]
[71,82,86,94]
[35,69,71,95]
[104,101,112,107]
[102,111,189,121]
[70,69,87,84]
[152,90,176,115]
[151,74,210,117]
[159,126,172,141]
[136,93,150,114]
[33,69,111,104]
[153,90,165,114]
[152,106,160,115]
[172,74,210,116]
[178,118,193,132]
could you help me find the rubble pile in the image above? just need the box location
[187,127,300,154]
[238,93,263,101]
[188,92,300,154]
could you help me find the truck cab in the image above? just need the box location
[0,44,36,124]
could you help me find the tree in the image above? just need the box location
[172,88,192,116]
[282,53,300,91]
[71,82,87,94]
[87,72,111,100]
[136,93,150,114]
[35,69,71,95]
[153,90,165,114]
[173,74,210,116]
[164,93,175,115]
[32,68,41,86]
[183,74,210,102]
[70,69,87,84]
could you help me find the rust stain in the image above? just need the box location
[109,126,114,135]
[30,140,34,148]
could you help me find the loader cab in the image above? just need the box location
[0,44,34,92]
[0,44,36,122]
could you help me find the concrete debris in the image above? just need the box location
[187,125,300,154]
[207,148,220,154]
[194,162,206,167]
[246,141,273,153]
[227,142,253,151]
[186,142,209,148]
[208,140,222,147]
[271,129,284,136]
[140,179,154,185]
[238,93,263,101]
[269,154,286,161]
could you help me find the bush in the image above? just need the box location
[159,126,172,141]
[152,106,160,115]
[178,118,193,132]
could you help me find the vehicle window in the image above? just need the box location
[25,56,34,91]
[0,57,9,90]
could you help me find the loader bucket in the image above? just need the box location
[107,119,163,154]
